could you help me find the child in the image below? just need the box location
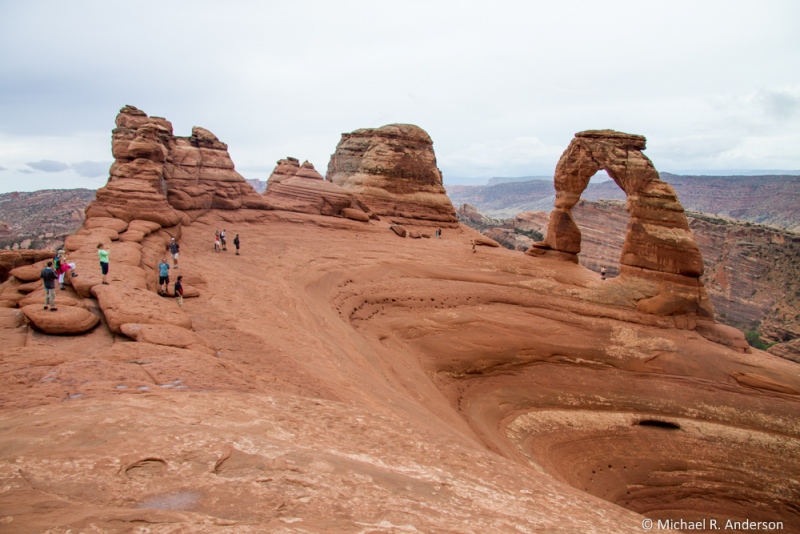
[174,275,184,307]
[97,243,110,284]
[54,249,78,290]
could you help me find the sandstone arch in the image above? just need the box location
[529,130,713,317]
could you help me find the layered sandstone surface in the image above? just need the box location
[1,113,799,532]
[486,200,800,362]
[327,124,458,226]
[1,211,799,532]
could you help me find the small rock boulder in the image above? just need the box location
[9,263,49,283]
[92,284,191,333]
[390,225,408,237]
[120,323,213,354]
[21,304,100,335]
[342,208,370,222]
[84,216,129,233]
[474,235,501,248]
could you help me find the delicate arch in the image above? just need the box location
[528,130,712,316]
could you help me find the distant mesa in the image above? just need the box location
[327,124,458,227]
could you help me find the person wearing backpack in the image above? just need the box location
[40,261,59,311]
[233,234,240,255]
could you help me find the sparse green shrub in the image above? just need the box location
[745,330,774,350]
[514,228,544,241]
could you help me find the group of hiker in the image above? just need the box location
[40,250,79,311]
[40,229,240,311]
[214,229,240,254]
[157,238,184,305]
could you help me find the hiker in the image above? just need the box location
[158,257,170,294]
[174,275,184,307]
[169,238,180,268]
[54,249,78,290]
[233,234,240,255]
[220,229,227,251]
[600,266,607,281]
[97,243,110,284]
[437,228,442,239]
[471,239,476,253]
[40,261,58,311]
[214,232,221,252]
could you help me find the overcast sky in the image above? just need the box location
[1,0,799,193]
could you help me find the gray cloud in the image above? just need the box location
[1,1,799,193]
[0,166,6,171]
[18,169,34,174]
[758,89,800,120]
[71,161,111,178]
[26,159,70,172]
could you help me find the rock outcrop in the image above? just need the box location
[327,124,458,226]
[262,157,368,218]
[266,157,301,186]
[267,158,324,186]
[492,200,800,361]
[529,130,712,318]
[86,105,270,227]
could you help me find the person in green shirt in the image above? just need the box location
[97,243,110,285]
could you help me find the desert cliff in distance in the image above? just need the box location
[453,168,800,364]
[0,107,799,532]
[448,172,800,232]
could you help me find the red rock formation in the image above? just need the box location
[3,110,800,533]
[21,304,100,334]
[266,157,300,186]
[327,124,458,226]
[264,176,372,218]
[296,160,324,180]
[0,250,54,283]
[87,106,270,227]
[529,130,712,319]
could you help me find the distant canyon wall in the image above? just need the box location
[448,173,800,232]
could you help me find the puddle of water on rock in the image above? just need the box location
[137,386,150,391]
[138,491,200,510]
[115,385,128,389]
